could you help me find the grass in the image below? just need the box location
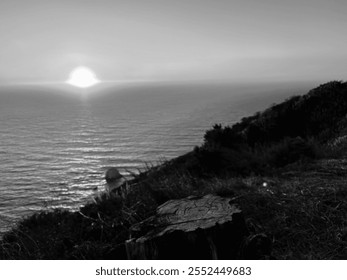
[1,156,346,259]
[237,173,347,259]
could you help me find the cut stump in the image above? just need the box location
[126,194,248,259]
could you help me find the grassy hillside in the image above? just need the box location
[1,81,347,259]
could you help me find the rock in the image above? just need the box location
[126,194,248,259]
[105,168,126,193]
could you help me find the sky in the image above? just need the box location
[0,0,347,85]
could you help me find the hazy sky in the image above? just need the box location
[1,0,347,84]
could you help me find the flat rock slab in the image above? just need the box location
[126,194,248,259]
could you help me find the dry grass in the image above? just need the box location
[0,157,346,259]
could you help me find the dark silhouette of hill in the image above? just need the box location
[205,81,347,146]
[161,81,347,176]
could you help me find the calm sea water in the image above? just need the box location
[0,81,312,233]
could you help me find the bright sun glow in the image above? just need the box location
[66,67,99,88]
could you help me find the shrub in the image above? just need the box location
[265,137,319,167]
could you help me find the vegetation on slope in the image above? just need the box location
[178,81,347,176]
[1,81,347,259]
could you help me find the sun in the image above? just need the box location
[66,66,99,88]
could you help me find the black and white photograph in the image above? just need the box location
[0,0,346,262]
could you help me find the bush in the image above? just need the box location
[265,137,319,167]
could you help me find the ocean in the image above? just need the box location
[0,81,313,233]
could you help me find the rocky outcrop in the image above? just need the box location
[105,167,126,194]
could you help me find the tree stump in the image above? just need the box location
[126,194,248,259]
